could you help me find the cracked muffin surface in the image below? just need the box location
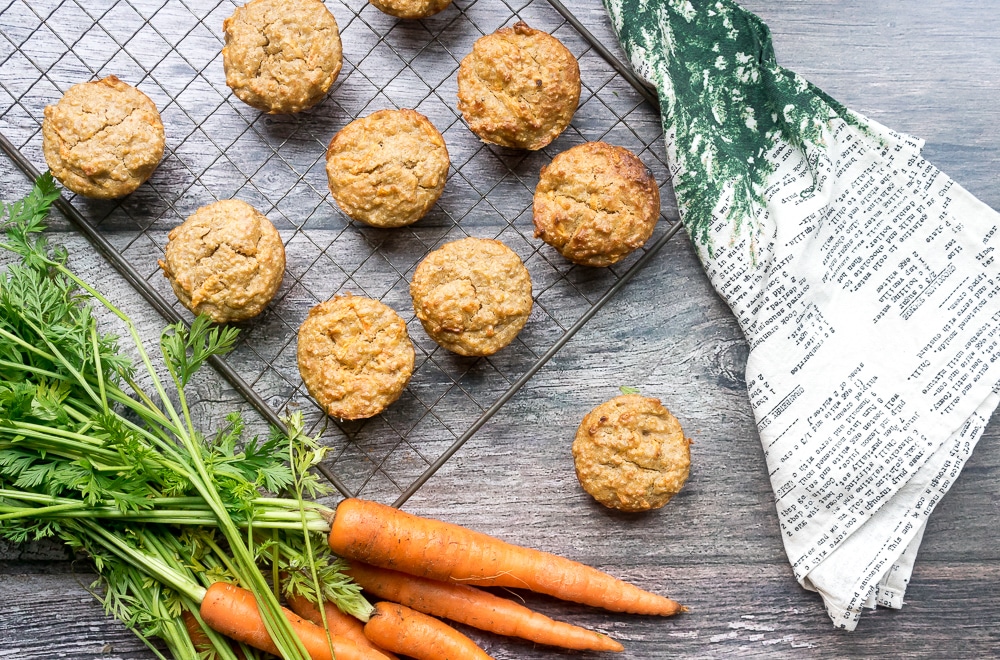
[326,108,449,228]
[222,0,342,114]
[457,21,580,150]
[369,0,451,19]
[534,141,660,267]
[410,237,532,356]
[297,295,414,420]
[159,200,285,323]
[42,76,164,199]
[572,394,690,512]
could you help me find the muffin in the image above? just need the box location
[326,109,449,228]
[534,142,660,267]
[572,394,690,512]
[222,0,343,114]
[159,200,285,323]
[410,237,532,356]
[297,295,415,420]
[457,22,580,150]
[370,0,451,20]
[42,76,164,199]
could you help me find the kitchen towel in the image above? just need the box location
[603,0,1000,629]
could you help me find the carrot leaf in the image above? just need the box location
[161,315,239,389]
[0,174,333,659]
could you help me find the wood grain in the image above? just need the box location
[1,0,999,658]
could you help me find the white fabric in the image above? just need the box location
[707,114,1000,629]
[603,0,1000,629]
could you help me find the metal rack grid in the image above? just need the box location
[0,0,677,505]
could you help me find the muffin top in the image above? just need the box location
[42,75,164,199]
[222,0,342,114]
[369,0,451,20]
[534,142,660,267]
[410,237,533,356]
[457,22,580,150]
[326,109,449,228]
[297,295,415,420]
[572,394,691,512]
[159,199,285,323]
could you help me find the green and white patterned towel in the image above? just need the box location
[605,0,1000,629]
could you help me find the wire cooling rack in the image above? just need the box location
[0,0,678,506]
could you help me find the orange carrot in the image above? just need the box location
[199,581,389,660]
[286,592,400,660]
[328,498,684,616]
[347,560,624,652]
[182,609,212,650]
[364,601,493,660]
[181,609,246,659]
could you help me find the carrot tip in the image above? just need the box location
[604,636,626,652]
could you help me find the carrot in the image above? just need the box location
[364,601,493,660]
[346,560,624,652]
[199,581,389,660]
[328,498,684,616]
[181,609,246,659]
[286,592,400,660]
[181,610,212,652]
[182,609,213,651]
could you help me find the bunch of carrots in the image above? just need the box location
[328,498,686,658]
[14,493,687,659]
[0,175,684,658]
[189,495,687,659]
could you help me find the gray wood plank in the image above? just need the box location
[0,573,154,660]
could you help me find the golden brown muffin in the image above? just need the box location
[534,142,660,267]
[42,76,164,199]
[326,109,449,228]
[297,295,415,420]
[222,0,343,114]
[370,0,450,20]
[159,200,285,323]
[572,394,690,512]
[457,22,580,150]
[410,237,532,356]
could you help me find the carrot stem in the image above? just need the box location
[79,519,206,604]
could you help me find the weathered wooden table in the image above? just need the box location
[1,0,998,657]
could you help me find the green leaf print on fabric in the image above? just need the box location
[606,0,863,254]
